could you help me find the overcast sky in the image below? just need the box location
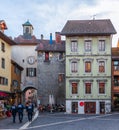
[1,0,119,47]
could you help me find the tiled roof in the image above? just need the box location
[14,35,38,45]
[0,31,16,45]
[61,19,116,36]
[36,39,65,52]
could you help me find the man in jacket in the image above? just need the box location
[11,103,17,123]
[17,102,24,123]
[26,102,34,122]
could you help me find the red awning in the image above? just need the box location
[0,92,8,97]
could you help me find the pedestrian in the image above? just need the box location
[17,102,24,123]
[26,102,34,122]
[11,103,17,123]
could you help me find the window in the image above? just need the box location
[71,61,78,73]
[45,52,49,61]
[99,61,105,73]
[71,82,78,94]
[113,61,119,71]
[1,42,5,52]
[12,80,18,87]
[99,82,105,94]
[1,58,5,68]
[84,40,91,52]
[14,66,21,75]
[98,40,105,51]
[26,68,36,77]
[59,52,65,61]
[85,61,91,73]
[85,83,91,94]
[114,76,119,86]
[0,77,8,85]
[71,41,78,52]
[58,73,64,83]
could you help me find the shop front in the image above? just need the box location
[66,100,111,114]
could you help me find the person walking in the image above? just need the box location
[11,103,17,123]
[26,102,34,122]
[17,102,24,123]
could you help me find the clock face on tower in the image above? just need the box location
[27,56,35,65]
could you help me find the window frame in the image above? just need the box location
[1,58,5,69]
[98,82,105,94]
[1,42,5,52]
[71,61,78,73]
[71,82,78,94]
[98,61,105,73]
[84,40,92,52]
[26,68,36,77]
[98,40,105,52]
[71,40,78,52]
[85,61,91,73]
[85,82,92,94]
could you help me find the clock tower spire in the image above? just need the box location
[22,20,33,39]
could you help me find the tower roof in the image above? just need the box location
[22,20,33,29]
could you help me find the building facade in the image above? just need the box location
[11,60,23,104]
[12,20,38,104]
[61,19,116,114]
[0,21,16,102]
[112,47,119,111]
[36,32,65,105]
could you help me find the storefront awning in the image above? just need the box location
[0,91,11,99]
[0,92,8,97]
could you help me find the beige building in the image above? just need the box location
[0,20,16,98]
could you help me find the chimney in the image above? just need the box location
[41,34,43,40]
[49,33,53,44]
[55,32,61,43]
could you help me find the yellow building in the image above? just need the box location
[0,22,16,99]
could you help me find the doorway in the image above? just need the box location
[85,102,96,114]
[72,102,78,113]
[100,102,105,114]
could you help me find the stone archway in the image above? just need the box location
[22,86,38,107]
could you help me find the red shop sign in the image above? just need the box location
[80,102,84,106]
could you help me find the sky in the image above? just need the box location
[0,0,119,47]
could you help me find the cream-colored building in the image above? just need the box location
[0,21,16,95]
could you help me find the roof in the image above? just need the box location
[61,19,116,36]
[11,59,24,71]
[14,35,38,45]
[0,31,16,45]
[22,20,33,29]
[36,39,65,52]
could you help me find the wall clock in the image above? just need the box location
[27,56,35,65]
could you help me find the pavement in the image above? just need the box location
[0,109,39,130]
